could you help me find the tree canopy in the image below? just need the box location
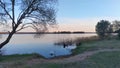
[0,0,57,49]
[112,20,120,33]
[96,20,112,39]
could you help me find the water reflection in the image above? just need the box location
[54,39,74,48]
[34,33,45,38]
[0,34,2,38]
[0,34,96,58]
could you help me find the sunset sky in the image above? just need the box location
[49,0,120,32]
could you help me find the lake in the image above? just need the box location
[0,34,96,58]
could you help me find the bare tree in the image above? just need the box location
[0,0,57,49]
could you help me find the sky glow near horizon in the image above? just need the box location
[49,0,120,32]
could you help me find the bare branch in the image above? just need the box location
[17,0,36,25]
[16,23,37,32]
[16,26,32,32]
[11,0,16,28]
[0,1,13,21]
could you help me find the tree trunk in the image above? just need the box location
[0,30,15,49]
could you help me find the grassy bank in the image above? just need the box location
[1,51,120,68]
[73,39,120,55]
[0,53,43,62]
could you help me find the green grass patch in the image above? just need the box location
[0,53,43,62]
[77,51,120,68]
[73,39,120,55]
[24,63,62,68]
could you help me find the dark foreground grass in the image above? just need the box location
[81,51,120,68]
[32,51,120,68]
[2,51,120,68]
[0,53,42,62]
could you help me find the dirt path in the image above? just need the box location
[55,49,120,63]
[27,49,120,64]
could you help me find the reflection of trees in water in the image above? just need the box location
[54,39,74,48]
[54,38,83,48]
[33,33,45,38]
[0,34,2,39]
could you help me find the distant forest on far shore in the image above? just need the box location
[0,31,96,34]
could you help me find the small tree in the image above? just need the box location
[96,20,112,39]
[0,0,57,49]
[112,20,120,39]
[112,20,120,32]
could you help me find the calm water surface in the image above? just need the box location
[0,34,96,58]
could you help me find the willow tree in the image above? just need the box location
[0,0,57,49]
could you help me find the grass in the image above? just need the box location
[76,51,120,68]
[24,63,62,68]
[4,51,120,68]
[72,39,120,54]
[0,53,42,62]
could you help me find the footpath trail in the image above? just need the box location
[28,49,120,63]
[54,49,120,63]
